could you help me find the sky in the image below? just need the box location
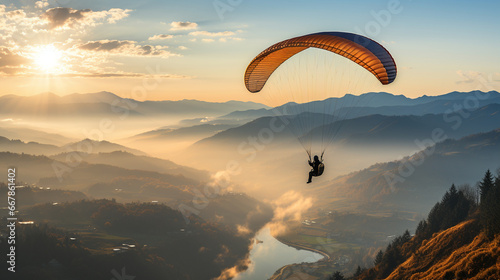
[0,0,499,104]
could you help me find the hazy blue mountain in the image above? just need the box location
[311,128,500,213]
[305,103,500,146]
[192,104,500,151]
[278,90,500,112]
[331,96,500,119]
[220,91,500,121]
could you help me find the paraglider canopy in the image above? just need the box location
[244,31,396,93]
[244,31,397,160]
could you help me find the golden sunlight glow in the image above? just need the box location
[32,45,63,73]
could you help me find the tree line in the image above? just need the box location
[327,168,500,280]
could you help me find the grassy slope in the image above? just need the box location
[386,219,500,280]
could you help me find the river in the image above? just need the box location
[233,227,324,280]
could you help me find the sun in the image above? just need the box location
[32,45,63,73]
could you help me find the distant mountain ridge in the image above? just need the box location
[305,103,500,145]
[0,136,147,156]
[192,104,500,152]
[0,124,75,145]
[221,90,500,120]
[62,138,147,156]
[0,136,60,155]
[0,91,270,118]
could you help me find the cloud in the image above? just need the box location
[178,46,188,50]
[170,21,197,31]
[189,30,243,43]
[0,5,191,79]
[40,7,131,30]
[236,224,251,236]
[456,70,500,90]
[5,9,27,20]
[0,47,30,74]
[213,257,251,280]
[35,1,49,9]
[219,37,243,42]
[106,8,132,24]
[189,30,235,37]
[456,70,483,84]
[148,34,174,40]
[76,40,179,58]
[40,8,90,29]
[267,191,313,236]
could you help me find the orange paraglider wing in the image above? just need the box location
[244,32,397,93]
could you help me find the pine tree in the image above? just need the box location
[480,169,500,238]
[354,265,363,277]
[449,184,459,205]
[329,271,345,280]
[415,220,428,239]
[479,170,494,203]
[374,250,384,265]
[401,230,411,243]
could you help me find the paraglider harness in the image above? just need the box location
[308,152,325,177]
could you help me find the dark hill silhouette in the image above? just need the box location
[50,151,209,180]
[0,124,75,145]
[0,136,60,155]
[0,183,87,207]
[0,152,201,195]
[0,135,150,157]
[62,138,147,156]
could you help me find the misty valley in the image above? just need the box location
[0,90,499,279]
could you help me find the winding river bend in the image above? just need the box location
[234,227,324,280]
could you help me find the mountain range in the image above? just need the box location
[0,91,269,119]
[310,128,500,213]
[221,90,500,120]
[190,103,500,155]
